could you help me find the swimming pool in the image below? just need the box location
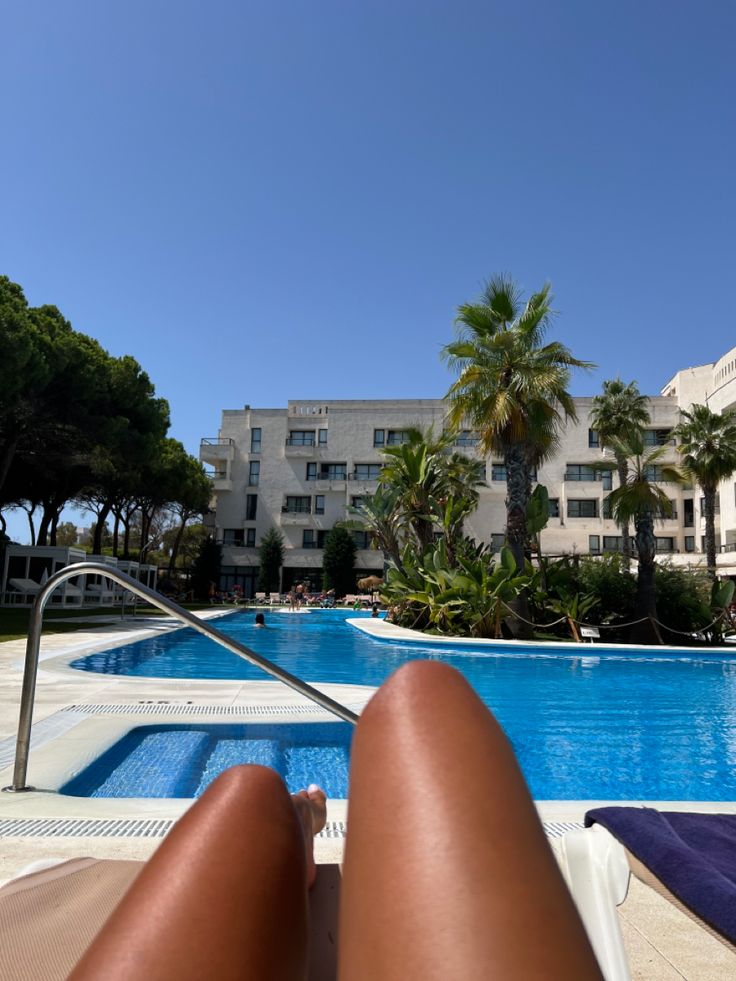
[70,610,736,800]
[60,722,353,799]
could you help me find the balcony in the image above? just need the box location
[200,438,235,464]
[280,504,312,526]
[205,468,233,492]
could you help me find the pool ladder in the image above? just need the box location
[2,561,359,794]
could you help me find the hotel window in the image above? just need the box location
[565,464,598,482]
[567,499,598,518]
[373,429,385,447]
[314,495,325,515]
[454,430,479,446]
[283,496,310,513]
[303,529,322,549]
[700,496,720,514]
[588,429,600,448]
[683,499,694,527]
[350,496,364,508]
[589,535,601,554]
[318,428,328,445]
[643,465,665,482]
[491,463,507,482]
[602,496,612,519]
[245,494,257,520]
[601,471,612,491]
[603,536,623,553]
[386,430,410,445]
[656,537,676,553]
[248,461,260,486]
[319,463,347,480]
[245,528,256,547]
[287,430,315,446]
[490,533,506,553]
[655,499,677,519]
[684,536,695,552]
[643,429,674,447]
[548,498,560,518]
[352,530,371,549]
[223,529,245,546]
[250,428,262,453]
[306,463,317,481]
[353,463,382,480]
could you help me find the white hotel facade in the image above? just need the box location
[201,347,736,597]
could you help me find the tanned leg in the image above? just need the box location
[70,766,326,981]
[338,661,603,980]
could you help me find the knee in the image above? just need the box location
[207,764,289,803]
[361,660,468,723]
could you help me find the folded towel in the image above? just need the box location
[585,807,736,943]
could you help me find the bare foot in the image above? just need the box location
[291,784,327,887]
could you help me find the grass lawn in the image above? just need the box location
[0,602,216,644]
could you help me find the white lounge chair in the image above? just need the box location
[84,583,116,606]
[5,578,42,605]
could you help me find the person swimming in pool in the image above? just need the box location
[68,662,603,981]
[254,612,266,627]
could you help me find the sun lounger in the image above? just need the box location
[84,583,116,605]
[5,578,42,605]
[0,857,339,981]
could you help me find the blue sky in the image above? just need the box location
[2,1,735,541]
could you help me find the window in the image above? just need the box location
[248,461,260,486]
[603,536,623,553]
[602,497,612,519]
[373,429,385,447]
[283,496,310,513]
[655,500,677,520]
[352,530,371,549]
[386,430,410,445]
[491,463,507,482]
[643,465,665,482]
[246,494,257,520]
[490,533,506,553]
[352,463,382,480]
[684,499,694,527]
[318,429,328,445]
[700,496,720,514]
[303,530,326,549]
[287,430,315,446]
[318,463,347,480]
[548,498,560,518]
[601,471,612,491]
[454,430,479,446]
[223,529,244,546]
[567,499,598,518]
[314,495,325,515]
[589,535,600,554]
[250,427,262,453]
[350,496,364,508]
[306,462,317,481]
[685,536,695,552]
[643,429,673,447]
[245,528,256,547]
[565,464,598,482]
[656,537,676,553]
[588,430,600,448]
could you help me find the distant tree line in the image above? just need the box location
[0,275,210,571]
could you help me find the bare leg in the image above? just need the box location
[338,661,603,980]
[70,766,326,981]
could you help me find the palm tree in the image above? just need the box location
[674,404,736,578]
[590,379,651,560]
[442,275,592,576]
[605,435,678,642]
[349,484,404,572]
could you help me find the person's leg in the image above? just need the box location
[338,661,603,980]
[69,766,326,981]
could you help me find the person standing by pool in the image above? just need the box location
[68,662,603,981]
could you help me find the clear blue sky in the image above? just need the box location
[2,1,735,541]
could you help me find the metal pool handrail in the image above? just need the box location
[3,561,359,793]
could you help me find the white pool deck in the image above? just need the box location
[0,608,735,978]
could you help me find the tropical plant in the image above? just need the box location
[322,526,356,597]
[442,275,592,629]
[348,484,404,571]
[258,528,284,595]
[604,434,680,642]
[590,379,651,559]
[674,404,736,578]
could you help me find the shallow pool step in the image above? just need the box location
[88,731,212,798]
[194,739,286,796]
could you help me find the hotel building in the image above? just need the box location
[201,346,736,597]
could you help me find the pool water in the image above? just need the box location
[60,722,353,798]
[70,610,736,800]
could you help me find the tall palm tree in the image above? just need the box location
[442,276,592,576]
[590,379,651,559]
[674,404,736,578]
[605,435,678,642]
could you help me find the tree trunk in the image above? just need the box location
[0,511,5,535]
[505,444,532,638]
[25,506,36,546]
[37,509,51,546]
[0,435,20,500]
[112,510,120,557]
[92,502,112,554]
[168,519,187,574]
[631,513,659,644]
[49,511,60,546]
[615,454,632,560]
[703,485,717,579]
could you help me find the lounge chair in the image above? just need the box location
[559,808,736,980]
[0,858,340,981]
[84,582,116,606]
[5,578,42,604]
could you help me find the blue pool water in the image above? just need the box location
[70,610,736,800]
[60,723,353,798]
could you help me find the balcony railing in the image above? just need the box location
[285,437,316,446]
[201,438,235,446]
[282,505,311,514]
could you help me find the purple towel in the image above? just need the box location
[585,807,736,943]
